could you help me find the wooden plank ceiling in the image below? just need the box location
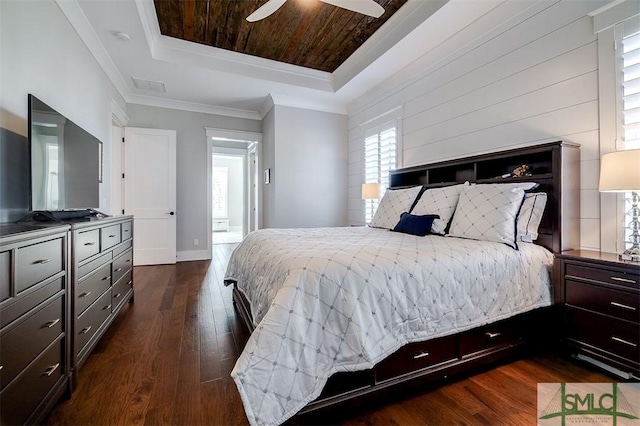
[154,0,408,72]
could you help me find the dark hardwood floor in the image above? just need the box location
[47,244,613,425]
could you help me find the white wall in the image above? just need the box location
[212,155,244,230]
[347,0,607,251]
[263,105,348,228]
[0,0,126,217]
[125,104,261,255]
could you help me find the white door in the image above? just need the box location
[124,127,177,265]
[249,149,257,232]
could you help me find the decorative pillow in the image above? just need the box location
[370,186,423,230]
[410,183,468,235]
[448,182,537,249]
[392,213,440,237]
[517,192,547,242]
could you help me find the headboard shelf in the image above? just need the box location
[389,141,580,253]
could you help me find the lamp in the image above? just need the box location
[362,183,381,222]
[599,149,640,261]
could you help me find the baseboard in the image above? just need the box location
[176,249,210,262]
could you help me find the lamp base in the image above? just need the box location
[620,247,640,262]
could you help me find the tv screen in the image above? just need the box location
[29,95,100,211]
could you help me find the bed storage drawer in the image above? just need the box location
[0,338,64,426]
[15,238,64,294]
[376,335,456,382]
[459,318,524,357]
[0,296,63,389]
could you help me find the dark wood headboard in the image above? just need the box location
[389,141,580,253]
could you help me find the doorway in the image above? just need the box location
[212,153,244,245]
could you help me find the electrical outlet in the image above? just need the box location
[194,238,199,246]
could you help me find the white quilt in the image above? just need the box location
[225,227,553,426]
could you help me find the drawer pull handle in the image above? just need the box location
[102,276,111,281]
[34,259,52,265]
[128,280,133,285]
[84,242,96,246]
[81,326,92,334]
[43,363,60,377]
[611,336,637,347]
[104,304,112,310]
[413,351,430,360]
[45,318,61,328]
[80,292,91,298]
[125,259,131,263]
[610,301,636,311]
[114,293,121,298]
[0,365,3,371]
[611,276,637,284]
[114,267,123,272]
[485,332,501,339]
[108,234,116,238]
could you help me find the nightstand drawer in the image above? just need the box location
[566,264,639,288]
[566,308,640,364]
[376,335,456,382]
[0,251,9,303]
[566,280,639,323]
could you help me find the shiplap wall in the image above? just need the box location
[347,0,606,251]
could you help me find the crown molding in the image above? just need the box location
[127,93,262,120]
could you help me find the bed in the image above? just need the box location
[225,141,580,425]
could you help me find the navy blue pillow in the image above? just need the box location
[392,213,440,237]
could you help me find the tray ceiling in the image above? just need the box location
[154,0,408,72]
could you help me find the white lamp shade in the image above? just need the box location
[599,149,640,192]
[362,183,381,200]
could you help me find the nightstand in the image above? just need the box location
[555,250,640,379]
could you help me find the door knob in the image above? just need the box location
[168,212,175,215]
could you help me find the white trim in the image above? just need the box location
[128,94,262,120]
[177,249,210,262]
[591,0,640,33]
[110,99,128,126]
[266,93,347,117]
[205,128,263,143]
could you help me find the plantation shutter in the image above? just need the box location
[364,125,397,223]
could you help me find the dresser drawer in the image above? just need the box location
[0,338,64,426]
[1,278,64,329]
[1,296,64,389]
[75,229,100,263]
[0,250,9,303]
[75,290,112,356]
[112,270,133,311]
[376,335,457,382]
[566,280,639,323]
[113,238,132,258]
[459,319,524,357]
[77,252,111,279]
[76,263,111,316]
[15,238,64,294]
[566,264,639,289]
[101,225,121,251]
[121,221,132,241]
[112,250,132,284]
[566,308,640,364]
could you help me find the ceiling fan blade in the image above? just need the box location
[319,0,384,18]
[246,0,288,22]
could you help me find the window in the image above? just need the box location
[364,124,397,223]
[616,18,640,250]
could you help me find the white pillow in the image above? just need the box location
[370,186,422,230]
[410,183,468,235]
[448,183,537,249]
[517,192,547,242]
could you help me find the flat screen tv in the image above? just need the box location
[29,94,101,214]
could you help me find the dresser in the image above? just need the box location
[556,250,640,378]
[0,224,70,425]
[70,216,134,379]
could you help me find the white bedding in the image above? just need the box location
[225,227,553,426]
